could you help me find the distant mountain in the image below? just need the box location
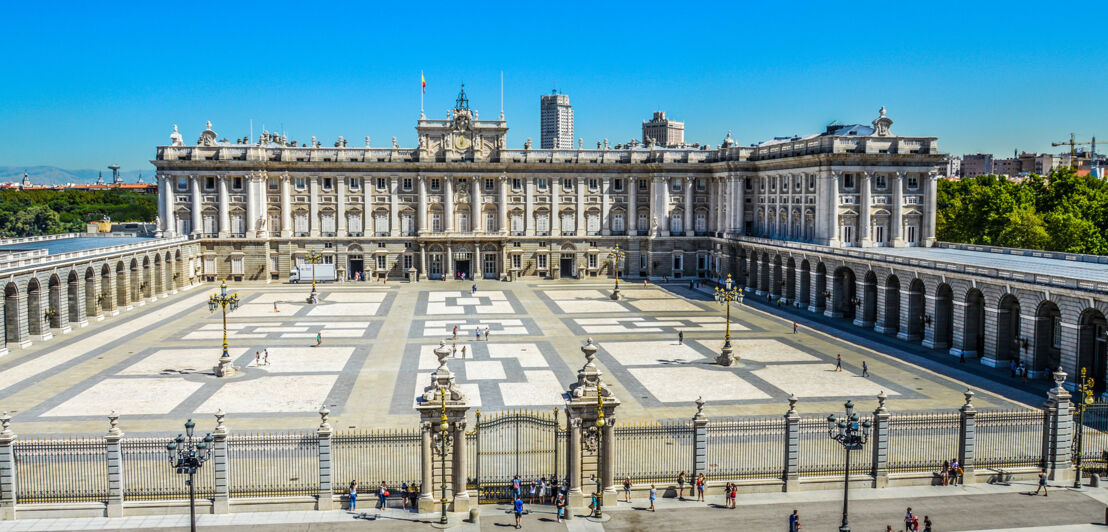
[0,166,152,186]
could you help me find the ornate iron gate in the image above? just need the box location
[472,410,562,503]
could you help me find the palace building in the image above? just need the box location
[152,88,942,283]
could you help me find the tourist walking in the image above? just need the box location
[273,301,279,313]
[316,331,322,347]
[263,348,270,366]
[451,343,457,357]
[484,326,490,341]
[788,509,800,532]
[528,479,537,504]
[539,477,547,504]
[400,482,409,510]
[695,473,706,502]
[923,516,933,531]
[1033,469,1048,496]
[623,476,632,502]
[472,283,477,294]
[678,331,684,345]
[905,507,916,531]
[835,354,843,371]
[511,475,522,499]
[649,484,657,512]
[513,495,525,529]
[555,494,566,523]
[677,470,686,499]
[792,322,798,334]
[452,325,458,339]
[476,327,481,341]
[461,345,466,358]
[861,361,869,377]
[377,481,388,509]
[348,480,358,511]
[940,460,950,485]
[255,351,261,366]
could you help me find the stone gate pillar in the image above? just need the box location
[0,412,17,520]
[105,411,124,517]
[416,341,471,513]
[1044,367,1074,482]
[563,338,620,510]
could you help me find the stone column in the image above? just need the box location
[190,176,202,236]
[660,177,671,237]
[854,278,874,328]
[390,177,400,236]
[563,338,621,509]
[337,177,347,237]
[245,175,258,235]
[958,391,977,484]
[922,292,939,349]
[445,178,455,233]
[692,398,707,478]
[452,415,469,510]
[924,173,938,246]
[713,177,724,234]
[707,177,717,233]
[949,300,969,358]
[860,172,872,247]
[472,177,482,233]
[627,179,637,234]
[105,411,124,517]
[600,178,610,236]
[498,176,509,234]
[316,406,335,510]
[1044,369,1074,482]
[981,307,1001,367]
[0,412,17,520]
[566,418,581,502]
[157,175,168,236]
[871,392,890,488]
[524,178,535,236]
[896,284,922,343]
[211,410,230,513]
[827,172,841,246]
[217,175,230,237]
[419,421,433,508]
[308,177,320,236]
[783,395,799,491]
[891,172,905,246]
[684,178,694,236]
[72,276,88,328]
[417,176,428,234]
[280,175,292,237]
[576,177,586,235]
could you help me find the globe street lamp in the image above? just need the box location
[305,248,323,303]
[827,401,872,532]
[166,419,213,532]
[208,280,240,377]
[593,383,606,519]
[714,274,743,366]
[1073,367,1095,488]
[607,246,625,300]
[432,385,453,525]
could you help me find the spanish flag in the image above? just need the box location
[421,71,426,94]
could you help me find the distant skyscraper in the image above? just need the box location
[540,90,573,149]
[642,111,685,147]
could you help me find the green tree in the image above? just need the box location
[996,205,1050,250]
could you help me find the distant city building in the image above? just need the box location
[642,111,685,147]
[540,90,573,149]
[992,157,1022,177]
[961,154,993,177]
[941,156,961,178]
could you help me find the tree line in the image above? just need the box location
[937,167,1108,255]
[0,189,156,238]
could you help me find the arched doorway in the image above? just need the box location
[861,271,878,326]
[785,258,796,301]
[933,284,954,350]
[27,278,42,337]
[813,262,827,312]
[832,267,856,319]
[880,275,901,336]
[771,255,783,298]
[748,252,759,290]
[67,270,79,325]
[996,294,1022,365]
[47,275,62,329]
[799,260,811,308]
[85,267,97,318]
[1078,308,1108,396]
[759,252,770,294]
[903,279,925,342]
[1033,300,1061,374]
[964,289,986,357]
[4,282,20,346]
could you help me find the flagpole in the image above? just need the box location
[420,70,425,116]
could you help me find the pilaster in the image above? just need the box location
[783,395,799,491]
[1044,368,1074,482]
[871,392,890,488]
[105,411,124,517]
[211,410,230,513]
[958,391,977,483]
[316,407,334,510]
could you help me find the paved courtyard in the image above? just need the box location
[0,280,1032,436]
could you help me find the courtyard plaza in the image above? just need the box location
[0,279,1032,437]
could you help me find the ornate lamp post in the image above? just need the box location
[827,401,872,532]
[166,419,213,532]
[714,274,743,366]
[305,247,323,303]
[432,386,453,525]
[208,280,240,377]
[593,383,606,518]
[607,246,625,300]
[1074,367,1095,488]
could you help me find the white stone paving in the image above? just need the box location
[601,340,705,366]
[422,319,528,336]
[44,378,202,417]
[753,363,900,398]
[229,303,304,317]
[306,302,381,317]
[464,361,507,380]
[320,292,388,303]
[425,291,514,315]
[499,370,565,406]
[196,375,340,413]
[553,300,628,313]
[629,366,771,402]
[575,316,744,334]
[712,338,820,363]
[487,343,548,368]
[121,348,250,376]
[544,289,607,299]
[250,346,355,373]
[628,299,704,312]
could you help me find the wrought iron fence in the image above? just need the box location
[122,437,214,500]
[705,416,785,480]
[228,432,319,497]
[1074,402,1108,473]
[798,415,873,477]
[612,420,694,483]
[886,412,961,473]
[14,437,108,503]
[332,429,420,494]
[473,410,561,503]
[976,410,1046,468]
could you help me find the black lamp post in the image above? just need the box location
[166,419,213,532]
[826,401,871,532]
[1074,367,1095,488]
[305,248,323,302]
[714,274,743,350]
[607,246,625,300]
[207,280,240,376]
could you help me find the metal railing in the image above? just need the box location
[332,429,421,493]
[228,432,319,497]
[798,416,873,477]
[976,410,1046,468]
[1074,403,1108,472]
[705,416,785,480]
[122,437,215,500]
[612,421,694,483]
[14,437,108,503]
[886,412,960,472]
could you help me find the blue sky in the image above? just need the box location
[2,1,1106,172]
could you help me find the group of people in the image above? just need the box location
[253,349,270,366]
[451,325,491,342]
[1009,359,1031,381]
[507,475,570,526]
[895,506,934,531]
[938,458,964,485]
[346,480,419,512]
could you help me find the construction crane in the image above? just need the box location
[1052,133,1097,165]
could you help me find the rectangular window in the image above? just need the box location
[376,255,387,270]
[562,178,573,191]
[875,224,885,243]
[347,213,362,233]
[907,176,919,190]
[696,178,706,191]
[231,214,244,234]
[843,174,855,190]
[375,214,389,234]
[295,177,306,190]
[204,177,215,191]
[429,254,443,275]
[402,178,413,191]
[232,177,243,191]
[204,257,216,274]
[673,255,683,272]
[321,213,335,233]
[588,254,597,268]
[176,177,188,191]
[875,175,887,189]
[613,179,624,192]
[376,178,387,191]
[808,175,815,190]
[294,213,308,233]
[695,212,707,232]
[671,214,683,233]
[560,213,574,233]
[671,179,681,192]
[430,178,441,191]
[612,213,625,232]
[639,255,648,270]
[588,178,598,191]
[536,213,550,233]
[537,178,548,191]
[269,213,280,233]
[400,214,412,235]
[203,214,217,234]
[746,178,753,190]
[512,178,522,190]
[403,254,413,269]
[320,177,331,191]
[268,178,278,190]
[907,225,917,243]
[431,213,442,232]
[587,213,600,234]
[456,213,469,232]
[511,254,521,269]
[485,212,497,232]
[511,213,523,233]
[485,178,495,191]
[637,212,648,232]
[349,177,361,190]
[638,179,648,191]
[537,254,548,269]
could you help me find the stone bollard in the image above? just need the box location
[468,507,480,524]
[1091,474,1100,488]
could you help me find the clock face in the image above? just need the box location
[455,135,471,150]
